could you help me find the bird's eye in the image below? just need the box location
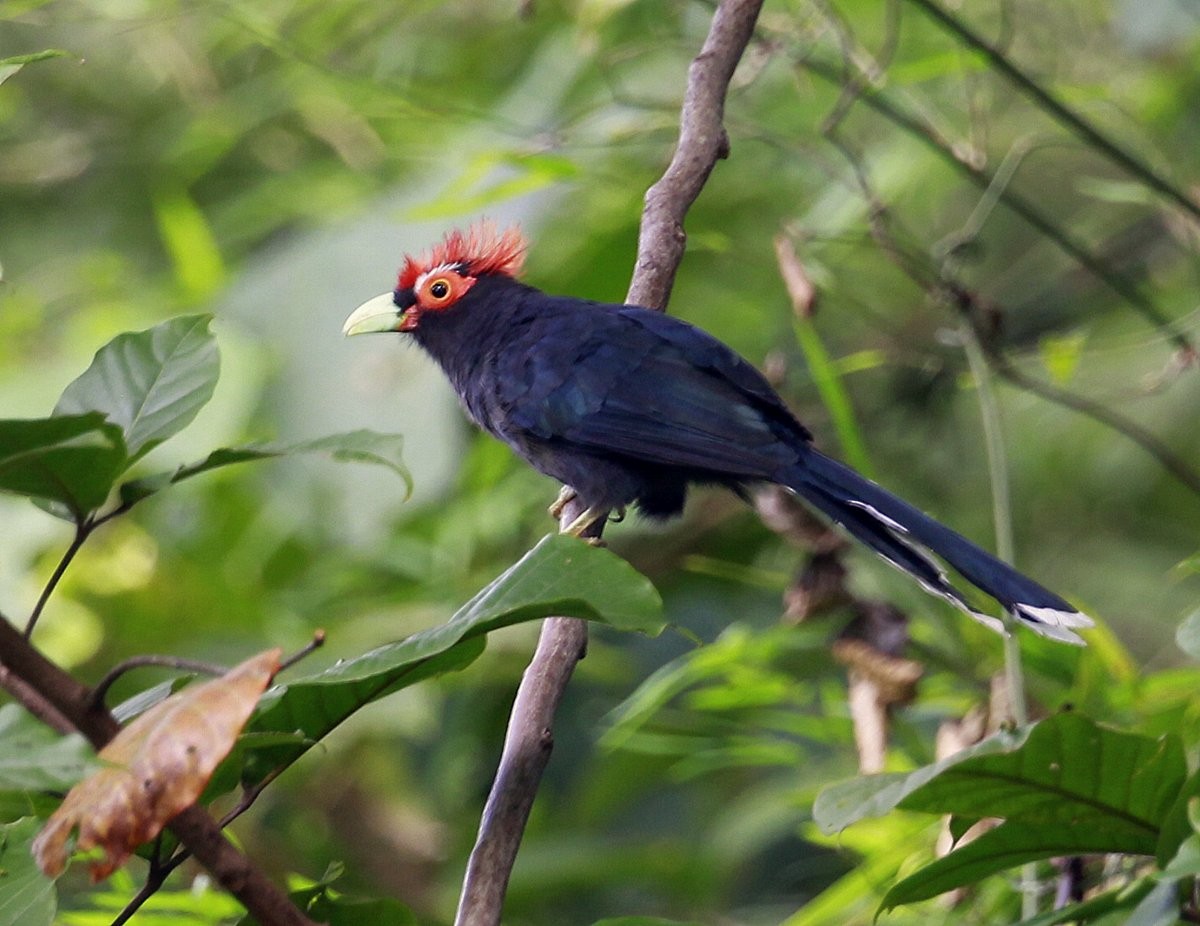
[416,269,476,310]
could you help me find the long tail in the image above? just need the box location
[781,449,1093,644]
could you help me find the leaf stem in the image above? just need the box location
[26,519,92,638]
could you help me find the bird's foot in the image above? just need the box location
[561,505,609,543]
[548,485,577,521]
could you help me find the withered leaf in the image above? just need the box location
[33,648,281,881]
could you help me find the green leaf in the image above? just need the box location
[0,415,127,518]
[793,319,874,479]
[409,149,579,219]
[56,867,242,925]
[811,724,1027,835]
[152,185,226,301]
[0,706,95,792]
[897,714,1185,853]
[119,429,412,506]
[1161,832,1200,880]
[242,534,663,785]
[876,714,1188,910]
[881,818,1150,910]
[0,819,55,926]
[54,315,219,464]
[1014,877,1157,926]
[1157,782,1200,867]
[0,50,70,88]
[300,895,418,926]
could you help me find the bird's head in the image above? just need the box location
[343,222,527,336]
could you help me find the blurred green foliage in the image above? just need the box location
[2,0,1199,923]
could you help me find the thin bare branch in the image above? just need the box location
[454,3,765,924]
[905,0,1200,224]
[627,0,766,311]
[797,55,1194,354]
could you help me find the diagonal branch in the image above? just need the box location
[905,0,1200,225]
[797,55,1193,354]
[452,3,765,925]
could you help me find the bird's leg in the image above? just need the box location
[608,507,627,523]
[560,505,609,542]
[548,485,577,521]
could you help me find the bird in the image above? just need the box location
[343,222,1092,644]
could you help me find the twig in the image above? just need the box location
[279,629,326,673]
[905,0,1200,224]
[988,347,1200,497]
[957,322,1029,726]
[90,654,229,710]
[453,3,765,924]
[0,663,76,735]
[797,55,1194,353]
[812,70,1200,500]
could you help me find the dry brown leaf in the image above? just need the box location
[33,648,281,881]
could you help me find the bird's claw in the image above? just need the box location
[561,505,608,540]
[549,485,577,521]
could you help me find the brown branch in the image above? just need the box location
[627,0,765,312]
[0,615,316,926]
[452,608,589,926]
[453,3,765,924]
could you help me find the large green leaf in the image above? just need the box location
[54,315,219,464]
[812,724,1027,835]
[0,818,55,926]
[118,429,411,507]
[875,713,1188,910]
[0,706,96,792]
[0,415,127,519]
[242,534,663,784]
[897,714,1185,850]
[882,818,1150,910]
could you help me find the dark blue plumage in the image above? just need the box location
[343,227,1092,644]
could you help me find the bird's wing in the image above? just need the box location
[503,303,807,476]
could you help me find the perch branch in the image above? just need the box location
[627,0,765,312]
[453,3,764,924]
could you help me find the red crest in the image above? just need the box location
[397,222,527,290]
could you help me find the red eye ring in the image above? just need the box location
[417,270,475,310]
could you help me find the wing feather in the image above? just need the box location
[502,302,806,477]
